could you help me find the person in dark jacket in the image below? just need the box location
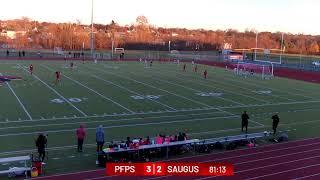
[241,111,249,133]
[96,125,105,152]
[36,133,47,161]
[272,114,280,134]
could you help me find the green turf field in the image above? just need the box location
[0,60,320,175]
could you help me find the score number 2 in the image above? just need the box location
[145,163,164,176]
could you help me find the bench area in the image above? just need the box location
[0,155,31,178]
[98,131,271,166]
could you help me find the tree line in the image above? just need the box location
[0,16,319,55]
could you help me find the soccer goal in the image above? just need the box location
[235,62,274,79]
[53,47,64,56]
[114,48,124,54]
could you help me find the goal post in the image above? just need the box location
[235,61,274,79]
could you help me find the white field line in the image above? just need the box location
[22,137,320,180]
[0,128,296,160]
[162,68,271,104]
[151,75,244,106]
[3,105,314,130]
[0,111,226,130]
[88,66,214,109]
[164,68,294,102]
[3,110,320,139]
[1,99,319,124]
[17,64,88,116]
[244,164,320,180]
[212,66,314,100]
[0,73,33,120]
[195,155,320,180]
[0,115,241,137]
[89,73,176,111]
[0,125,268,156]
[146,141,320,180]
[41,64,135,113]
[145,142,319,180]
[293,172,320,180]
[126,71,237,117]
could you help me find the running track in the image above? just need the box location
[35,137,320,180]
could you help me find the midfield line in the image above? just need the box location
[0,73,32,120]
[41,64,135,113]
[17,64,88,117]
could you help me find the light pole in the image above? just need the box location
[90,0,94,60]
[255,31,258,61]
[279,33,284,64]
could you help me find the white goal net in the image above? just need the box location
[234,62,274,79]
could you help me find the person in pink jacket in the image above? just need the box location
[76,124,86,152]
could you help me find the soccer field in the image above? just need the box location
[0,60,320,174]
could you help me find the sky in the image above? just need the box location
[1,0,319,35]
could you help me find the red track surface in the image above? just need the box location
[35,137,320,180]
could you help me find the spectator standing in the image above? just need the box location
[35,133,47,162]
[272,114,280,134]
[96,125,105,152]
[241,111,249,133]
[76,124,86,152]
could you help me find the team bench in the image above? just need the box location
[197,131,272,151]
[0,155,31,178]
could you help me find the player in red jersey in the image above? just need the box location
[203,70,207,79]
[55,71,61,85]
[29,64,34,75]
[183,64,186,72]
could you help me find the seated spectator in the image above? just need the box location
[156,134,164,144]
[144,136,151,145]
[139,138,144,145]
[125,137,132,148]
[182,133,187,140]
[165,136,171,144]
[178,132,184,141]
[170,135,176,142]
[109,141,118,148]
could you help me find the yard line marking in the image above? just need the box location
[0,99,319,124]
[41,64,134,113]
[127,71,239,117]
[0,115,240,137]
[89,73,176,111]
[17,64,88,117]
[88,66,213,109]
[0,111,227,130]
[4,109,320,138]
[0,73,32,120]
[160,67,271,103]
[208,65,314,100]
[151,75,244,106]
